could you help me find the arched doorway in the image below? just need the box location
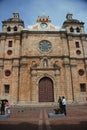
[39,77,54,102]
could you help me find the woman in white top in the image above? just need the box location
[5,101,11,114]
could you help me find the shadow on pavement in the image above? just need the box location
[0,121,87,130]
[51,121,87,130]
[0,122,38,130]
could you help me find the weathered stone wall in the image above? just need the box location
[0,30,87,105]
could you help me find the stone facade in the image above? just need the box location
[0,13,87,105]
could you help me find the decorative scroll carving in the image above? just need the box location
[53,61,60,69]
[32,61,38,68]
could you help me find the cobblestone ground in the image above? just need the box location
[0,104,87,130]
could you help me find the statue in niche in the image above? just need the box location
[43,59,48,67]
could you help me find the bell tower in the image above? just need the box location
[62,13,84,34]
[2,12,24,32]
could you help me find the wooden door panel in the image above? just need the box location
[39,77,54,102]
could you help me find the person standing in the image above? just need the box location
[62,96,67,116]
[5,100,11,114]
[58,96,62,109]
[1,100,5,115]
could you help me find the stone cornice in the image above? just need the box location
[21,29,67,35]
[0,32,21,40]
[0,56,87,60]
[30,67,60,71]
[67,33,87,37]
[0,30,87,39]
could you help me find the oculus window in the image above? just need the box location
[5,70,11,76]
[76,50,81,55]
[78,69,84,76]
[39,40,51,52]
[40,23,47,28]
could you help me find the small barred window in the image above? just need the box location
[4,84,10,93]
[75,42,80,48]
[80,83,86,92]
[8,41,12,47]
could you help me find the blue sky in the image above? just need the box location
[0,0,87,32]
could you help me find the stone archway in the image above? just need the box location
[39,77,54,102]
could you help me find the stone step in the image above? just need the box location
[48,113,65,118]
[0,114,10,120]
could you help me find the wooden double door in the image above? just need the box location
[39,77,54,102]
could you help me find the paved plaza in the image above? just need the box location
[0,104,87,130]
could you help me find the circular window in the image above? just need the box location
[78,69,84,76]
[5,70,11,76]
[76,50,81,55]
[7,50,12,55]
[40,23,47,28]
[39,40,51,52]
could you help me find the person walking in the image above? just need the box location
[62,96,67,116]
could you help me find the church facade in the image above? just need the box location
[0,13,87,105]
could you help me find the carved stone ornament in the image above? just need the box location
[32,61,38,68]
[31,70,37,76]
[55,70,60,76]
[53,61,60,69]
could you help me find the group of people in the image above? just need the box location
[0,99,11,115]
[0,97,66,116]
[58,96,67,116]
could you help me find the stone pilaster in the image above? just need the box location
[70,61,78,102]
[61,34,69,56]
[11,66,19,103]
[0,60,3,98]
[19,63,31,103]
[54,73,61,102]
[30,74,38,102]
[63,58,73,103]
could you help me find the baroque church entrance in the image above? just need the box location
[39,77,54,102]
